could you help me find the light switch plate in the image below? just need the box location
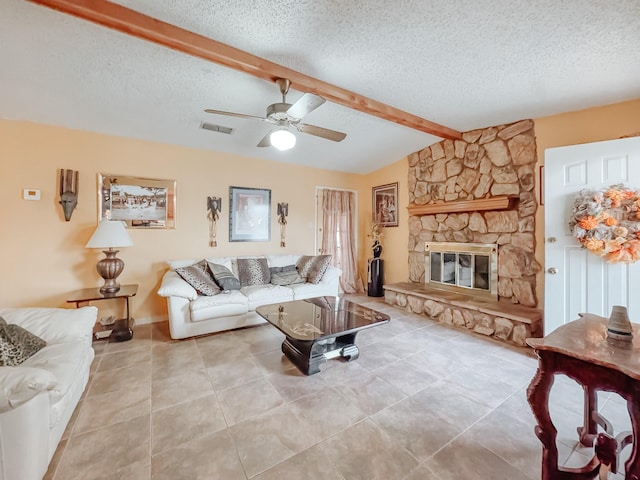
[23,189,41,200]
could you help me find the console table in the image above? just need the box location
[526,314,640,479]
[67,284,137,342]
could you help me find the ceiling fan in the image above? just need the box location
[204,78,347,151]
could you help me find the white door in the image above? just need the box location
[544,137,640,335]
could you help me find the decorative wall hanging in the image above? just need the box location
[372,182,398,227]
[207,196,222,247]
[569,184,640,264]
[229,186,271,242]
[59,169,79,221]
[98,173,176,228]
[277,202,288,247]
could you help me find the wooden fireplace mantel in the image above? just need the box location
[407,196,517,215]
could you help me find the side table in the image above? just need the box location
[67,284,138,342]
[526,313,640,479]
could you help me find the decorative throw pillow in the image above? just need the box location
[237,258,270,287]
[175,260,221,296]
[0,317,47,367]
[207,262,241,291]
[296,255,332,284]
[269,265,304,286]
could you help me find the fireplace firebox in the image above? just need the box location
[424,242,498,300]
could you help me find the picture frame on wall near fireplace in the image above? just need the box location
[372,182,398,227]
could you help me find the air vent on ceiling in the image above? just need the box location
[200,121,233,135]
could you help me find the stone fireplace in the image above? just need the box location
[425,242,498,300]
[384,119,543,346]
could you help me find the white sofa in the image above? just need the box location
[0,306,96,480]
[157,254,341,339]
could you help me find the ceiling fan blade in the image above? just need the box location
[257,132,271,147]
[297,123,347,142]
[286,93,325,119]
[204,109,267,121]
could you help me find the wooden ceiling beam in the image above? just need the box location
[27,0,463,141]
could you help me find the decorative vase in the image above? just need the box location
[607,305,633,341]
[372,240,382,258]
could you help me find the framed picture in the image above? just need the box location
[229,186,271,242]
[372,182,398,227]
[98,173,176,228]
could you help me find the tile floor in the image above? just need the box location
[44,295,632,479]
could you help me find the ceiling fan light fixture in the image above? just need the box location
[270,128,296,151]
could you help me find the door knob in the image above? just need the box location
[547,237,557,243]
[547,267,558,274]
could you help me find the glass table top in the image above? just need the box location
[256,296,390,341]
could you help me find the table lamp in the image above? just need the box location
[85,220,134,293]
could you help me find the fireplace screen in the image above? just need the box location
[425,242,497,299]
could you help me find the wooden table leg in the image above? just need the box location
[625,393,640,480]
[527,352,559,480]
[578,385,599,447]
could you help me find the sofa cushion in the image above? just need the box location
[296,255,332,284]
[240,284,295,310]
[269,265,304,286]
[175,260,221,296]
[289,281,338,299]
[207,262,241,291]
[237,257,270,287]
[266,254,301,268]
[0,317,47,366]
[190,291,248,312]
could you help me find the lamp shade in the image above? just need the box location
[86,220,134,249]
[269,128,296,151]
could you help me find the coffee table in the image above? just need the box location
[256,296,390,375]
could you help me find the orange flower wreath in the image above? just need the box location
[569,184,640,264]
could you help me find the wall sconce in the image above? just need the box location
[59,169,79,221]
[277,202,288,247]
[207,196,222,247]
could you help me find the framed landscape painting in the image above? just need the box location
[98,173,176,228]
[229,186,271,242]
[372,182,398,227]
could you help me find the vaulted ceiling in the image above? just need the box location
[1,0,639,173]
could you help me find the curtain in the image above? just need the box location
[321,189,364,293]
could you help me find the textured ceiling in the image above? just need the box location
[1,0,639,173]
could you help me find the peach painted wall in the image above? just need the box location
[357,158,409,286]
[532,99,640,308]
[0,120,360,323]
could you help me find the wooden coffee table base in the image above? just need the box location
[282,332,359,375]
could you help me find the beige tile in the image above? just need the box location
[403,349,464,379]
[90,460,150,480]
[151,369,213,411]
[466,408,541,478]
[206,356,264,390]
[252,348,296,375]
[373,359,438,395]
[104,323,153,354]
[150,321,173,343]
[371,396,461,461]
[55,415,150,480]
[403,463,444,480]
[425,436,532,480]
[356,341,404,371]
[230,404,318,478]
[410,380,493,431]
[196,334,250,368]
[320,419,418,480]
[319,357,370,385]
[444,365,519,408]
[266,367,329,402]
[288,387,366,441]
[217,377,284,425]
[74,382,151,434]
[151,430,245,480]
[151,340,204,381]
[152,394,227,455]
[253,445,344,480]
[339,372,406,416]
[97,346,151,372]
[88,363,151,397]
[44,438,66,480]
